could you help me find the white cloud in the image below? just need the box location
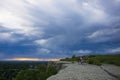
[0,0,31,28]
[0,0,119,58]
[0,0,111,43]
[39,48,51,54]
[34,39,48,46]
[0,0,44,41]
[0,32,19,42]
[87,28,120,42]
[0,0,119,49]
[81,1,107,23]
[26,0,108,24]
[26,0,64,18]
[115,0,120,4]
[75,50,92,54]
[107,47,120,53]
[34,37,58,49]
[88,31,103,39]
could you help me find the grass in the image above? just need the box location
[87,54,120,66]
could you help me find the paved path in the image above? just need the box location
[47,64,119,80]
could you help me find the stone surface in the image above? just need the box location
[47,64,119,80]
[101,64,120,79]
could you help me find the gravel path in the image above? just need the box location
[47,64,118,80]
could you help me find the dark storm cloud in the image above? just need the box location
[99,0,120,16]
[0,0,120,59]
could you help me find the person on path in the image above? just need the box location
[80,56,84,64]
[80,56,87,64]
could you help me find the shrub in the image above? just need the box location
[87,58,94,64]
[93,60,101,66]
[47,65,57,76]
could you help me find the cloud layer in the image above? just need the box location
[0,0,120,59]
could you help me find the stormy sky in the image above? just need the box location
[0,0,120,60]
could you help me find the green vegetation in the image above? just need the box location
[60,55,80,62]
[60,54,120,66]
[87,57,101,66]
[0,61,59,80]
[87,54,120,66]
[15,64,58,80]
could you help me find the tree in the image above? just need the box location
[0,77,5,80]
[72,55,76,59]
[15,70,38,80]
